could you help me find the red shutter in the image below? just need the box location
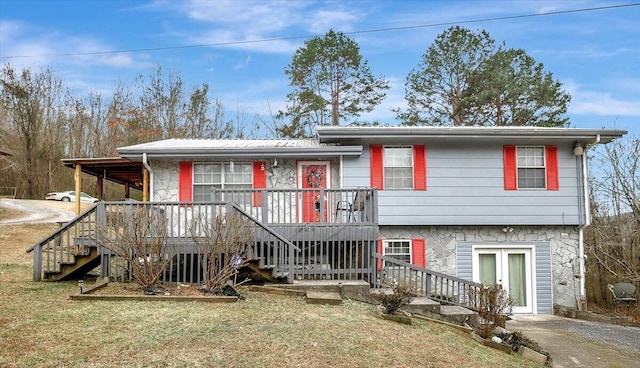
[545,146,559,190]
[413,145,427,190]
[377,239,383,272]
[411,238,426,268]
[503,145,517,190]
[252,161,267,206]
[178,161,193,202]
[370,145,384,190]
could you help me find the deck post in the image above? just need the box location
[288,242,294,284]
[33,244,42,281]
[261,189,268,223]
[371,189,378,224]
[319,188,326,223]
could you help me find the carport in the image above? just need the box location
[61,157,147,215]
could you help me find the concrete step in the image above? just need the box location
[272,280,371,302]
[306,291,343,305]
[438,305,477,326]
[401,297,441,315]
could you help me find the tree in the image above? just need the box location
[0,65,69,198]
[397,26,570,127]
[278,29,389,137]
[585,135,640,307]
[462,49,570,127]
[97,205,176,293]
[190,212,255,293]
[397,26,496,126]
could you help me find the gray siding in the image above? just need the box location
[535,242,553,314]
[343,142,582,226]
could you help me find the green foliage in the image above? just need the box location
[462,49,570,127]
[278,29,389,137]
[397,26,570,127]
[374,284,414,315]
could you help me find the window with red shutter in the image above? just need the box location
[504,145,559,190]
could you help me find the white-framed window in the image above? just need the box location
[517,146,546,189]
[193,162,252,201]
[384,146,413,189]
[383,239,412,264]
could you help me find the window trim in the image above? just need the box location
[382,239,413,265]
[382,145,415,190]
[516,146,547,190]
[505,145,559,191]
[192,161,253,201]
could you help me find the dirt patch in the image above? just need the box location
[0,205,22,221]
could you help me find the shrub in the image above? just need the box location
[470,283,514,338]
[375,284,414,315]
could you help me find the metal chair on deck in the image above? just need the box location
[335,189,368,223]
[607,282,637,315]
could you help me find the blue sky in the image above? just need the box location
[1,0,638,137]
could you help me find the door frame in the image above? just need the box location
[297,160,331,222]
[472,245,536,314]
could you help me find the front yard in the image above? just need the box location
[0,222,542,368]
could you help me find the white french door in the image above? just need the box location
[473,247,534,314]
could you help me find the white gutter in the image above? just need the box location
[577,134,600,307]
[142,153,153,201]
[339,155,344,188]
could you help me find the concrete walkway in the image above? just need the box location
[506,315,640,368]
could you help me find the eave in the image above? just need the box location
[117,146,364,161]
[317,126,627,145]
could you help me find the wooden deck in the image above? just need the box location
[28,188,379,284]
[27,188,482,313]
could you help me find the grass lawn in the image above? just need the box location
[0,222,542,368]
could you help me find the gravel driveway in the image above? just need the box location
[507,315,640,368]
[0,199,77,224]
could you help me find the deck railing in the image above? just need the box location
[97,201,302,284]
[29,198,377,283]
[27,204,100,281]
[210,187,377,224]
[373,254,483,311]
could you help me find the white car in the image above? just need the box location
[45,191,99,203]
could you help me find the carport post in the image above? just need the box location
[74,164,82,216]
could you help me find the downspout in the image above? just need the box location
[339,155,344,188]
[577,134,600,307]
[142,153,153,202]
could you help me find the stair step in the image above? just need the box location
[306,291,342,305]
[439,305,478,326]
[402,297,441,315]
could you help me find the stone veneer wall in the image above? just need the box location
[379,225,581,313]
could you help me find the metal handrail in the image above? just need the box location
[373,253,482,311]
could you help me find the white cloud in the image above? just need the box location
[163,0,367,54]
[565,80,640,117]
[0,20,153,71]
[0,20,25,44]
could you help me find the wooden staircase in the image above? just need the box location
[45,245,100,281]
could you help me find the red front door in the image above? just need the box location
[299,161,330,222]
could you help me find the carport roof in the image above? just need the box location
[61,157,144,191]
